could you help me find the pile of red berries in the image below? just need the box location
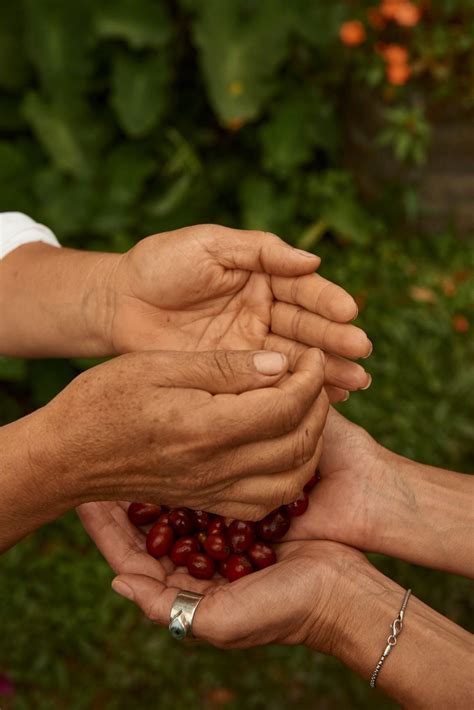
[127,474,318,582]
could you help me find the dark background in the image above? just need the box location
[0,1,473,708]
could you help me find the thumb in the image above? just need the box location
[216,229,321,277]
[112,575,178,626]
[147,350,290,394]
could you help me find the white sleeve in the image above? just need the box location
[0,212,60,259]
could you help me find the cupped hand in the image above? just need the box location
[106,225,372,395]
[78,499,367,652]
[44,348,328,520]
[286,408,390,549]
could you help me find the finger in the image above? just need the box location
[271,273,358,322]
[210,348,325,444]
[111,574,179,626]
[206,227,321,276]
[271,302,372,359]
[143,350,289,394]
[226,391,327,479]
[324,354,371,391]
[325,386,349,403]
[226,439,323,509]
[77,502,165,579]
[264,333,307,371]
[264,334,370,390]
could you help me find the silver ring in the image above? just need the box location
[169,590,204,640]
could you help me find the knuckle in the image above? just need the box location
[280,393,303,433]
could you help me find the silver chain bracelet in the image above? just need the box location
[370,588,412,689]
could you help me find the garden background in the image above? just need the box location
[0,1,473,708]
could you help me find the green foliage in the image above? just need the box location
[0,1,473,708]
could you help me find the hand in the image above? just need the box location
[39,348,328,520]
[287,408,385,550]
[78,500,366,652]
[104,225,372,395]
[79,500,474,710]
[287,409,474,578]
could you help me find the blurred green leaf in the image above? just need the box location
[0,357,27,382]
[110,52,171,137]
[191,0,290,123]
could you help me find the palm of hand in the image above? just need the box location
[78,501,360,650]
[114,256,272,352]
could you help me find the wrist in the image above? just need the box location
[0,410,81,551]
[80,250,123,357]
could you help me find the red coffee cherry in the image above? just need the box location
[207,516,226,536]
[127,502,161,527]
[248,542,277,570]
[226,554,254,582]
[169,536,200,566]
[256,508,290,542]
[285,491,309,517]
[228,520,255,553]
[169,509,195,536]
[187,552,215,580]
[146,523,174,558]
[303,473,319,494]
[193,510,211,531]
[204,533,231,561]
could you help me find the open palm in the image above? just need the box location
[109,225,371,392]
[78,500,364,650]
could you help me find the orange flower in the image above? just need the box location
[340,20,366,47]
[380,44,409,64]
[393,2,421,26]
[452,314,469,333]
[386,62,412,85]
[381,0,421,26]
[367,6,386,29]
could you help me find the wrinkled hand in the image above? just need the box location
[78,500,367,652]
[106,225,372,396]
[43,348,328,520]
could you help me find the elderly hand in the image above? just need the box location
[104,225,372,395]
[35,348,328,522]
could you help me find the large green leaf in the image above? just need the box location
[110,52,171,137]
[191,0,291,124]
[95,0,172,49]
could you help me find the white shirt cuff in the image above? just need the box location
[0,212,60,259]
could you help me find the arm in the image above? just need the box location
[0,242,118,357]
[79,503,473,710]
[288,409,474,578]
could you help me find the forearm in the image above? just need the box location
[0,242,120,357]
[0,411,81,551]
[365,448,473,577]
[325,563,473,709]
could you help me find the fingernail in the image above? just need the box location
[342,391,350,402]
[112,579,134,601]
[361,374,372,391]
[253,351,286,375]
[295,248,319,259]
[363,341,373,359]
